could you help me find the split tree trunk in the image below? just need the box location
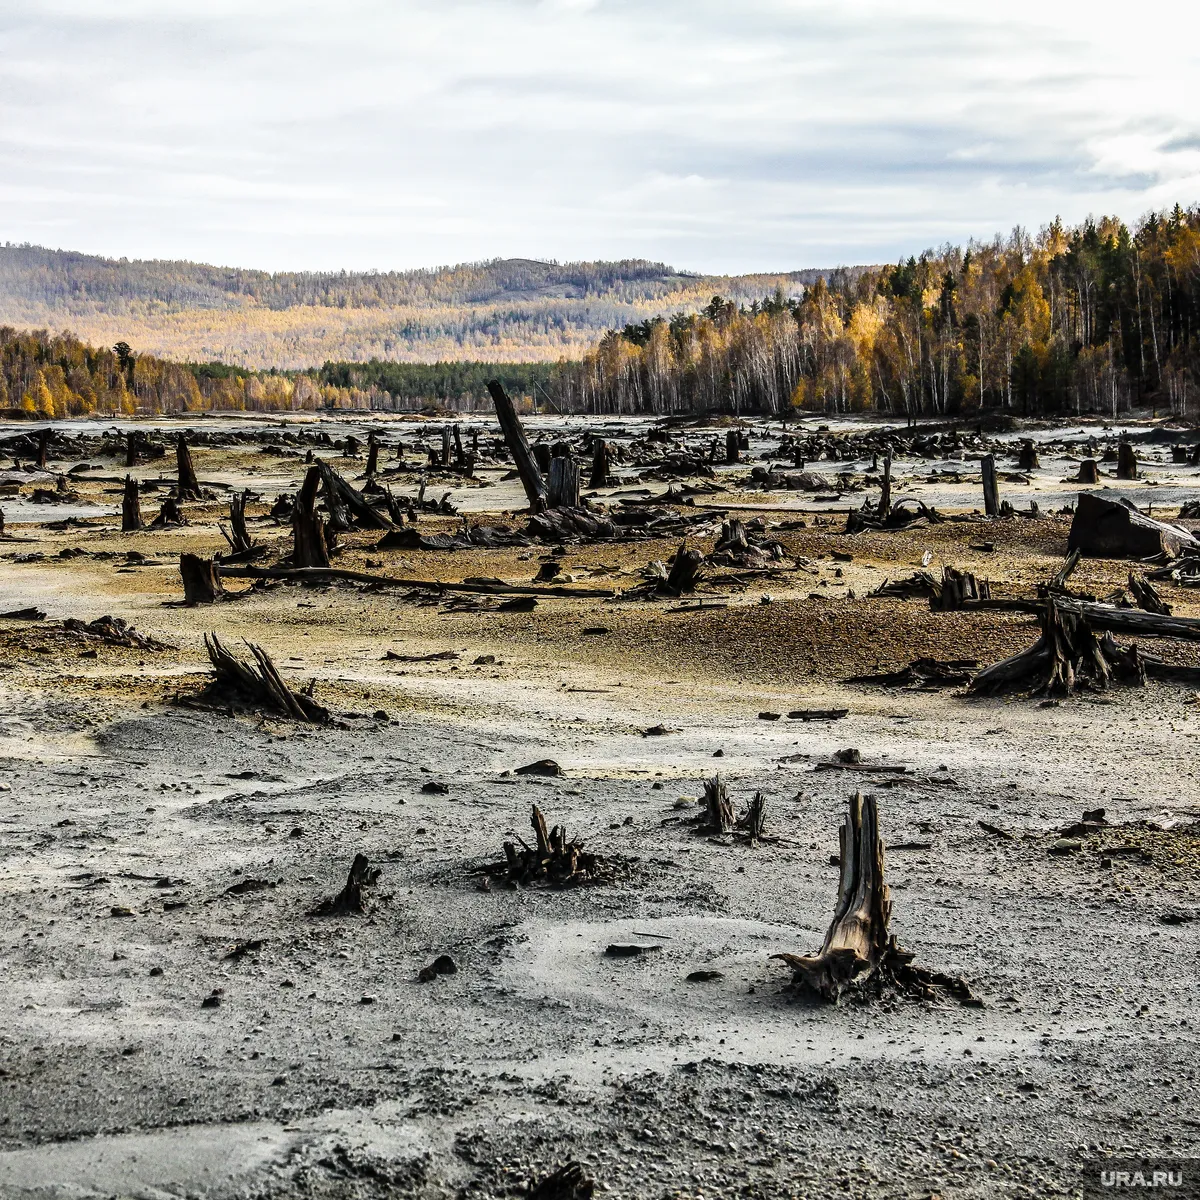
[121,475,142,532]
[981,454,1000,517]
[293,465,332,568]
[772,792,891,1001]
[180,553,225,605]
[487,380,548,513]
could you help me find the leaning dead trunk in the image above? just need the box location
[487,380,548,513]
[179,553,225,605]
[121,475,142,532]
[176,435,202,501]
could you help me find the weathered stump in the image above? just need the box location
[179,553,225,605]
[121,475,142,532]
[292,465,331,568]
[548,456,581,509]
[725,429,740,464]
[1117,442,1139,480]
[175,435,202,501]
[589,439,611,488]
[980,453,1000,517]
[1077,459,1100,483]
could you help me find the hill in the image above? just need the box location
[0,244,828,370]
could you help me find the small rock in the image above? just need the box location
[1049,838,1083,855]
[421,781,450,794]
[604,944,661,958]
[148,966,163,977]
[835,748,862,764]
[418,953,458,982]
[686,970,724,982]
[110,906,133,918]
[515,759,561,777]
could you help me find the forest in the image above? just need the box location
[0,246,818,370]
[561,206,1200,419]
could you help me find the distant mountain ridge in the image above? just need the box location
[0,242,831,370]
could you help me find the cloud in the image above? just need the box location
[0,0,1195,273]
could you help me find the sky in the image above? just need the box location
[0,0,1197,275]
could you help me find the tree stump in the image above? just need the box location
[1077,459,1100,483]
[1017,440,1040,471]
[440,425,452,467]
[179,553,225,605]
[980,453,1000,517]
[36,429,49,469]
[702,775,733,834]
[365,432,380,477]
[150,496,185,527]
[176,435,202,501]
[121,475,142,532]
[548,456,581,509]
[663,543,703,595]
[220,490,255,556]
[1117,442,1139,480]
[589,439,611,488]
[125,431,141,467]
[292,465,331,568]
[309,854,380,916]
[878,451,892,519]
[725,429,740,464]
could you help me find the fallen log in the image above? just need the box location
[771,792,976,1004]
[217,564,617,598]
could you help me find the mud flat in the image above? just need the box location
[1,411,1199,1198]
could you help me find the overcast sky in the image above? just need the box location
[1,0,1196,275]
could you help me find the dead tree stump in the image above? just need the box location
[179,554,225,605]
[121,475,142,532]
[548,456,581,509]
[292,465,331,568]
[878,451,892,519]
[725,429,740,464]
[198,633,329,722]
[1129,572,1171,615]
[1117,442,1139,480]
[589,439,611,488]
[1017,440,1040,471]
[365,432,379,477]
[739,792,767,845]
[1077,459,1100,483]
[220,490,254,556]
[150,496,185,527]
[980,454,1000,517]
[175,435,202,501]
[36,429,49,469]
[125,431,141,467]
[701,775,733,834]
[309,853,380,916]
[663,543,703,595]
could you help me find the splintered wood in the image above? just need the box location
[482,804,611,888]
[183,633,330,723]
[772,792,977,1005]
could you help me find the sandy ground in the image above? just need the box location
[1,414,1199,1199]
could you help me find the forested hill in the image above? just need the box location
[0,244,828,369]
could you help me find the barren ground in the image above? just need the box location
[1,413,1197,1200]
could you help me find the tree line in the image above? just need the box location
[559,205,1200,418]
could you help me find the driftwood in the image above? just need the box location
[309,854,380,916]
[487,380,548,513]
[1068,492,1198,558]
[192,633,329,722]
[62,615,169,650]
[218,564,617,598]
[932,565,990,611]
[179,554,226,605]
[481,804,609,888]
[121,475,142,532]
[847,658,976,689]
[176,435,203,501]
[292,466,331,568]
[771,793,977,1004]
[526,506,616,542]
